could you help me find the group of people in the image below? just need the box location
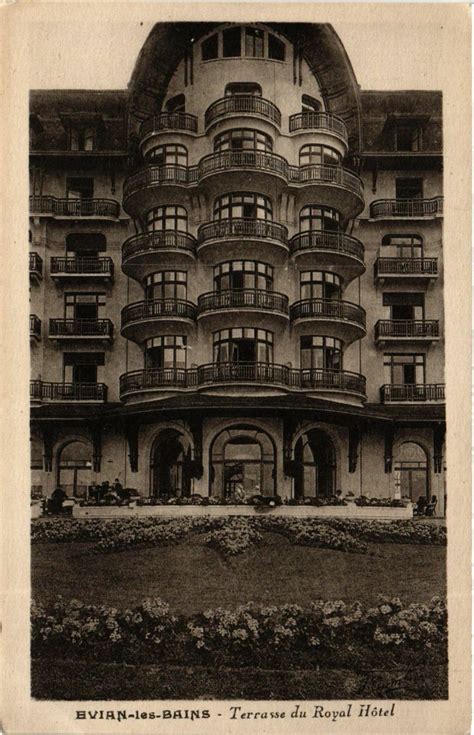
[88,479,132,505]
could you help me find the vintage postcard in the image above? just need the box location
[0,2,471,733]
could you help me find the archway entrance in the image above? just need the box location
[294,429,336,498]
[394,441,428,502]
[210,426,276,498]
[150,429,191,499]
[57,440,92,498]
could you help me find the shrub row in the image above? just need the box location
[32,595,447,668]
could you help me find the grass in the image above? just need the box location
[31,531,446,613]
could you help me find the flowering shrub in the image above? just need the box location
[255,516,368,554]
[354,496,409,508]
[286,496,347,507]
[323,519,447,546]
[32,595,447,663]
[205,521,262,556]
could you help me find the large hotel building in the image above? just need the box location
[29,23,446,511]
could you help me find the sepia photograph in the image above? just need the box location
[7,4,466,718]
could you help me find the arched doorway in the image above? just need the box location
[394,441,429,502]
[150,429,191,499]
[210,425,276,498]
[294,429,336,498]
[57,440,92,498]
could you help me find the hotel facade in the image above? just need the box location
[29,22,446,511]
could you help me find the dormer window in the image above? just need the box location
[394,123,422,151]
[70,126,95,151]
[202,26,287,62]
[245,27,264,58]
[223,27,241,57]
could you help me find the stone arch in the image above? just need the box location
[56,438,93,498]
[291,422,342,498]
[393,439,430,503]
[149,426,194,498]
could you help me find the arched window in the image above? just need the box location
[225,82,262,97]
[213,261,273,291]
[394,442,429,502]
[381,234,423,258]
[57,440,92,498]
[294,429,336,498]
[302,95,322,112]
[214,192,272,221]
[150,429,192,498]
[210,425,276,497]
[299,205,341,232]
[214,129,273,153]
[300,271,342,301]
[145,206,187,232]
[148,144,187,167]
[144,271,187,301]
[166,94,185,113]
[299,145,341,167]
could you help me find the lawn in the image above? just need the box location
[31,531,446,612]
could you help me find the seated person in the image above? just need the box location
[48,486,67,514]
[414,495,428,515]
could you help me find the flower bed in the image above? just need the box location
[205,521,263,556]
[31,595,447,669]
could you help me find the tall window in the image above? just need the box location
[148,145,187,166]
[396,178,423,199]
[225,82,262,97]
[383,293,424,320]
[300,336,343,371]
[214,192,272,221]
[202,33,218,61]
[145,336,187,369]
[166,94,185,113]
[214,261,273,291]
[302,95,322,112]
[145,206,187,232]
[64,293,105,319]
[144,272,187,301]
[245,27,264,57]
[299,145,341,166]
[268,33,285,61]
[63,352,104,383]
[381,234,423,258]
[394,124,422,152]
[300,271,342,301]
[223,27,242,57]
[213,328,273,364]
[66,177,94,199]
[384,354,425,385]
[299,206,341,232]
[70,126,95,151]
[214,129,273,153]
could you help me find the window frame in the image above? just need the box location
[213,192,273,221]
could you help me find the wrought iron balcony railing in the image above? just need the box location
[119,364,367,398]
[29,252,43,279]
[289,230,364,261]
[289,111,348,140]
[198,150,288,179]
[370,197,443,219]
[122,231,197,264]
[288,164,364,197]
[290,298,366,327]
[375,320,439,340]
[30,315,41,339]
[205,96,281,128]
[30,380,108,402]
[198,218,288,247]
[50,257,114,277]
[49,318,114,339]
[198,289,289,316]
[30,196,120,218]
[121,299,197,328]
[374,258,438,278]
[380,384,445,403]
[140,112,198,137]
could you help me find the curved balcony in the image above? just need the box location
[119,363,366,402]
[290,231,365,282]
[205,96,281,130]
[122,231,196,281]
[121,298,197,343]
[369,197,443,220]
[289,112,348,145]
[197,218,288,264]
[140,112,198,140]
[30,196,120,220]
[288,164,364,220]
[197,289,289,329]
[197,150,288,199]
[290,298,366,344]
[123,165,195,216]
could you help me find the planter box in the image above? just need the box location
[73,503,413,520]
[31,503,43,519]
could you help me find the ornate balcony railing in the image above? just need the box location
[198,218,288,247]
[375,320,439,340]
[119,364,367,398]
[374,258,438,277]
[380,384,445,403]
[205,96,281,128]
[30,380,108,402]
[288,164,364,197]
[30,315,41,339]
[290,230,364,261]
[29,252,43,278]
[290,298,366,327]
[50,257,114,277]
[123,165,195,200]
[49,318,114,339]
[370,197,443,219]
[198,150,288,179]
[140,112,198,138]
[121,299,197,328]
[30,196,120,218]
[289,112,348,140]
[198,289,289,316]
[122,231,197,264]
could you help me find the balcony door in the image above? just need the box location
[394,442,429,502]
[383,292,424,321]
[395,178,423,200]
[384,354,425,387]
[63,352,104,385]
